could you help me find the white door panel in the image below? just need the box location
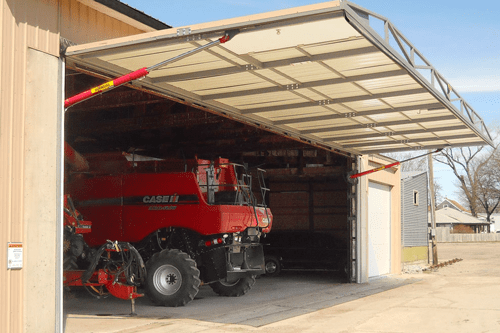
[368,182,391,277]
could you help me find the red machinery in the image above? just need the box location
[65,152,272,307]
[63,194,145,313]
[63,30,272,307]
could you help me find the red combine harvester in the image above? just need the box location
[65,151,272,307]
[62,31,272,308]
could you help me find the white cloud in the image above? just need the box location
[447,75,500,92]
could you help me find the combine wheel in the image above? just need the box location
[145,249,200,307]
[210,274,256,297]
[264,255,281,277]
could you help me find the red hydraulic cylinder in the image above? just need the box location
[64,68,149,108]
[349,148,442,179]
[64,30,239,109]
[349,161,400,179]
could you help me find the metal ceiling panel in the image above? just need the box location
[65,0,493,156]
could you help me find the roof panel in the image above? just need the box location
[225,14,361,56]
[290,117,360,130]
[357,75,416,91]
[65,0,492,155]
[302,37,372,55]
[312,82,366,99]
[173,72,269,95]
[97,43,191,63]
[149,53,233,77]
[275,62,343,82]
[381,92,435,106]
[323,52,394,74]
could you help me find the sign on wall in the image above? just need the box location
[7,243,23,269]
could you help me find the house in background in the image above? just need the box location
[436,198,495,233]
[401,171,429,264]
[432,207,491,233]
[478,213,500,232]
[437,198,469,212]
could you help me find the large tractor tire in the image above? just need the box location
[209,274,256,297]
[145,249,200,307]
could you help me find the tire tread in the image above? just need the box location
[145,249,200,307]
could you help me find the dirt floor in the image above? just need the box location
[64,242,500,333]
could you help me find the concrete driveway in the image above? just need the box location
[64,242,500,332]
[64,270,413,326]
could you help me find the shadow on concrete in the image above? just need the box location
[64,271,417,327]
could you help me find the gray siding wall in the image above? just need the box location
[401,173,428,247]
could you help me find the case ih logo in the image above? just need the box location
[76,194,198,207]
[142,195,179,204]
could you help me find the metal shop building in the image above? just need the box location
[0,0,492,332]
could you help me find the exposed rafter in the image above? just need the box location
[240,88,428,115]
[342,133,478,148]
[200,69,407,101]
[274,102,443,125]
[324,124,466,142]
[150,46,379,83]
[301,115,456,135]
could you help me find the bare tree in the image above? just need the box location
[474,148,500,222]
[383,151,442,207]
[434,146,484,216]
[434,140,499,220]
[382,151,427,172]
[432,180,443,207]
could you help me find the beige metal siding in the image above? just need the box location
[60,0,145,45]
[1,1,33,332]
[24,0,60,56]
[0,1,151,332]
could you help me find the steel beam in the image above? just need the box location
[342,133,478,148]
[200,69,407,101]
[342,1,493,145]
[301,115,457,135]
[240,88,428,115]
[361,141,487,154]
[150,46,379,83]
[324,124,466,142]
[274,102,443,125]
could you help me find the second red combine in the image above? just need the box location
[66,152,272,307]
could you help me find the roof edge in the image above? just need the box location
[79,0,171,31]
[66,1,342,56]
[340,1,493,148]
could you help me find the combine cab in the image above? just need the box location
[66,152,272,307]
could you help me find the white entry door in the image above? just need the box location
[368,182,391,277]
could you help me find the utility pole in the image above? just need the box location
[428,152,438,265]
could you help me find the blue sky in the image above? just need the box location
[123,0,499,200]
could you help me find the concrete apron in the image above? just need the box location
[64,242,500,333]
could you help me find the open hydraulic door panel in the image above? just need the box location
[65,0,493,156]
